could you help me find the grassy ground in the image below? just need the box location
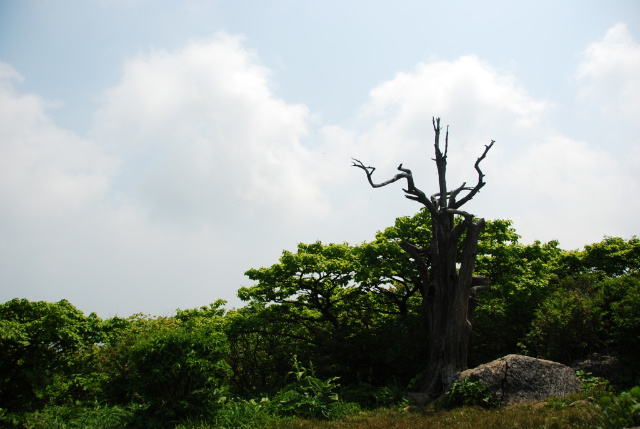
[270,405,598,429]
[262,391,602,429]
[5,388,619,429]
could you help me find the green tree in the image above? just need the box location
[525,275,603,363]
[471,224,564,365]
[556,236,640,279]
[526,269,640,379]
[225,303,309,397]
[237,240,427,389]
[0,298,103,411]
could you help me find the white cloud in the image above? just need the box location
[92,33,329,226]
[497,135,638,248]
[0,62,130,314]
[0,62,116,224]
[577,23,640,121]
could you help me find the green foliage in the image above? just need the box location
[111,307,231,427]
[4,213,640,429]
[525,276,602,363]
[597,386,640,429]
[239,241,358,310]
[0,403,133,429]
[224,304,307,397]
[526,274,640,371]
[0,299,232,427]
[214,397,276,429]
[575,370,611,392]
[556,236,640,279]
[0,298,104,411]
[599,276,640,369]
[235,233,427,390]
[339,383,408,409]
[444,378,499,409]
[471,228,564,365]
[270,356,343,420]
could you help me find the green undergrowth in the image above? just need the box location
[3,388,637,429]
[4,375,640,429]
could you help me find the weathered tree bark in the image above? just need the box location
[353,117,494,400]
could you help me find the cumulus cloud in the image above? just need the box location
[577,23,640,120]
[0,63,116,227]
[92,33,329,226]
[497,135,637,247]
[0,62,125,312]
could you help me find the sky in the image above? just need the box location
[1,0,639,318]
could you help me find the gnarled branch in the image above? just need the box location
[352,158,439,215]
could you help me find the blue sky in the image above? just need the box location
[1,0,639,317]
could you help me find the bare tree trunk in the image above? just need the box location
[353,117,494,400]
[421,214,485,394]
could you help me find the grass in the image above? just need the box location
[261,391,602,429]
[3,388,614,429]
[269,406,597,429]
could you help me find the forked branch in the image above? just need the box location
[452,140,494,209]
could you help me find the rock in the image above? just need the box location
[571,353,622,386]
[454,354,582,406]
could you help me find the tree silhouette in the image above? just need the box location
[353,117,494,400]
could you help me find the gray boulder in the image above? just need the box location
[571,353,622,386]
[454,354,582,406]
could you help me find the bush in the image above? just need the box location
[526,274,640,375]
[598,386,640,429]
[444,378,498,409]
[123,318,230,427]
[339,383,408,409]
[525,276,602,363]
[0,299,105,412]
[0,403,133,429]
[213,398,276,429]
[471,237,562,365]
[575,370,611,392]
[269,357,359,420]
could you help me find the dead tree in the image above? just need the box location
[352,117,494,399]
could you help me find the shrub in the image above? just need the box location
[525,277,602,363]
[0,403,133,429]
[526,274,640,376]
[339,383,408,409]
[575,370,610,392]
[0,299,104,412]
[269,357,358,420]
[598,386,640,429]
[444,378,498,409]
[124,319,230,427]
[213,398,276,429]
